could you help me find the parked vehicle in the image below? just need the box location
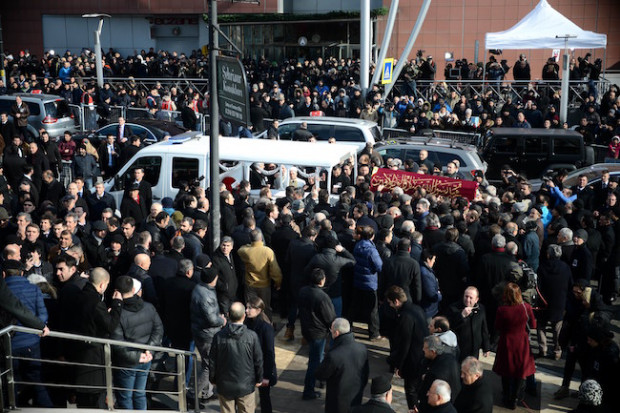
[75,119,187,146]
[530,163,620,192]
[0,93,79,139]
[481,128,594,181]
[104,133,358,208]
[373,136,487,177]
[256,116,381,152]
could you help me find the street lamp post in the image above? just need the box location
[82,14,111,88]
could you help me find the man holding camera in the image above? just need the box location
[447,286,490,362]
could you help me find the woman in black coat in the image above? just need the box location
[245,296,277,413]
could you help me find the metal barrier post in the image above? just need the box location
[192,356,199,413]
[177,354,187,412]
[103,343,114,411]
[3,334,15,409]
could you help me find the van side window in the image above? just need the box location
[25,102,41,116]
[309,124,333,141]
[554,138,580,155]
[123,156,162,189]
[437,153,467,168]
[172,157,199,188]
[277,124,296,140]
[493,137,518,153]
[524,136,548,154]
[334,126,364,143]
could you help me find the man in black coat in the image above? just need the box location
[432,228,469,311]
[304,235,355,317]
[124,167,152,210]
[283,226,318,340]
[382,238,422,304]
[211,236,239,314]
[315,318,369,413]
[161,259,198,354]
[81,220,108,268]
[209,302,263,412]
[298,268,336,400]
[86,181,117,221]
[447,287,490,361]
[453,357,493,413]
[119,135,142,165]
[473,234,515,340]
[72,267,123,408]
[417,335,461,413]
[570,229,593,283]
[385,286,429,411]
[536,244,573,359]
[27,141,49,192]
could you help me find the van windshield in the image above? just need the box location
[44,100,71,119]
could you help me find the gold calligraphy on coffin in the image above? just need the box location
[369,168,478,200]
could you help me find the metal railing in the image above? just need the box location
[104,78,210,100]
[0,325,198,412]
[69,104,208,134]
[382,127,482,146]
[391,78,611,107]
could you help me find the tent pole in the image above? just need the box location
[481,50,487,95]
[557,35,576,125]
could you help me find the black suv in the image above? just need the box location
[482,128,595,180]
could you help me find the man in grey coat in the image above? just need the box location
[189,267,226,402]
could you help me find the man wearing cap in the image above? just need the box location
[111,275,163,410]
[188,266,225,404]
[82,220,108,268]
[3,259,53,407]
[570,229,593,283]
[121,183,147,223]
[350,374,395,413]
[125,167,152,210]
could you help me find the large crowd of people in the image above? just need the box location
[0,47,619,413]
[2,48,619,146]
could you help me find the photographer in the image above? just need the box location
[448,286,491,362]
[513,54,531,82]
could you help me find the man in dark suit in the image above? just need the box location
[97,135,120,178]
[570,174,595,211]
[116,116,133,146]
[0,112,18,143]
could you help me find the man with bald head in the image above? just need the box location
[127,253,158,307]
[209,302,263,413]
[73,268,123,408]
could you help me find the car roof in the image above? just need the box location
[99,119,187,134]
[490,127,582,138]
[374,136,479,152]
[146,135,357,168]
[0,93,64,102]
[281,116,378,128]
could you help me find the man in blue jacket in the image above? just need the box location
[4,259,53,407]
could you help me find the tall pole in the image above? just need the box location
[360,0,370,96]
[370,0,399,89]
[209,0,221,253]
[383,0,432,99]
[557,35,576,124]
[94,18,105,88]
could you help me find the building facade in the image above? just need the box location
[1,0,617,80]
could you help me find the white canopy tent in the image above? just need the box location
[485,0,607,50]
[483,0,607,123]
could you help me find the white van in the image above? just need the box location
[103,132,358,207]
